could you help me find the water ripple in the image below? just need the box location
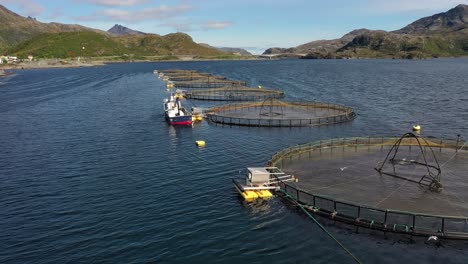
[1,60,468,263]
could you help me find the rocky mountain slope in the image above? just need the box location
[107,24,146,36]
[265,4,468,59]
[264,29,371,55]
[395,4,468,34]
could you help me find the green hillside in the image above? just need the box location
[114,33,225,56]
[0,4,225,59]
[7,31,129,58]
[0,4,102,50]
[335,31,468,59]
[274,4,468,59]
[7,31,226,58]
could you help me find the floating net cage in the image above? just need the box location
[156,69,247,88]
[268,135,468,239]
[167,75,227,82]
[206,98,356,127]
[184,84,285,101]
[159,71,227,82]
[158,69,198,75]
[174,80,247,89]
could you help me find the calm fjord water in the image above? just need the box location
[1,59,467,263]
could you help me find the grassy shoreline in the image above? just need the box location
[0,55,261,71]
[2,55,467,73]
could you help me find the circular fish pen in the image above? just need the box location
[206,98,356,127]
[269,135,468,239]
[174,80,247,89]
[158,69,198,75]
[158,70,224,81]
[168,75,227,82]
[185,85,285,101]
[156,69,247,88]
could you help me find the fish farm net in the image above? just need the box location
[206,98,356,127]
[158,69,198,75]
[167,75,227,82]
[158,71,226,82]
[173,80,247,89]
[184,85,285,101]
[268,136,468,239]
[156,69,247,88]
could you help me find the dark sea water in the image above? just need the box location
[1,59,467,263]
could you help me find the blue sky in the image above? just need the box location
[1,0,467,54]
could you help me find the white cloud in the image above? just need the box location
[0,0,44,16]
[367,0,468,13]
[158,20,233,32]
[159,21,194,32]
[78,0,148,7]
[202,21,232,30]
[77,2,193,22]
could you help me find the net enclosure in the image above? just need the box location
[167,75,227,82]
[184,85,285,101]
[156,69,247,88]
[206,98,356,127]
[173,79,247,88]
[158,70,227,82]
[268,135,468,239]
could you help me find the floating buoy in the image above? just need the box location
[195,140,206,147]
[413,125,421,132]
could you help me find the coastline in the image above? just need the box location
[0,56,264,72]
[2,55,467,75]
[0,60,106,71]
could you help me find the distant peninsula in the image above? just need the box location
[263,4,468,59]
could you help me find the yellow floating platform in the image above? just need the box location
[192,115,203,122]
[241,190,273,201]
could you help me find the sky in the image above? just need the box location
[1,0,468,54]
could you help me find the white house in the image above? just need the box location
[7,56,18,62]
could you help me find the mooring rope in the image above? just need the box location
[440,140,468,168]
[279,189,362,264]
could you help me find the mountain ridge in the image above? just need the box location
[395,4,468,34]
[0,4,104,49]
[107,24,146,36]
[0,4,226,58]
[264,4,468,59]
